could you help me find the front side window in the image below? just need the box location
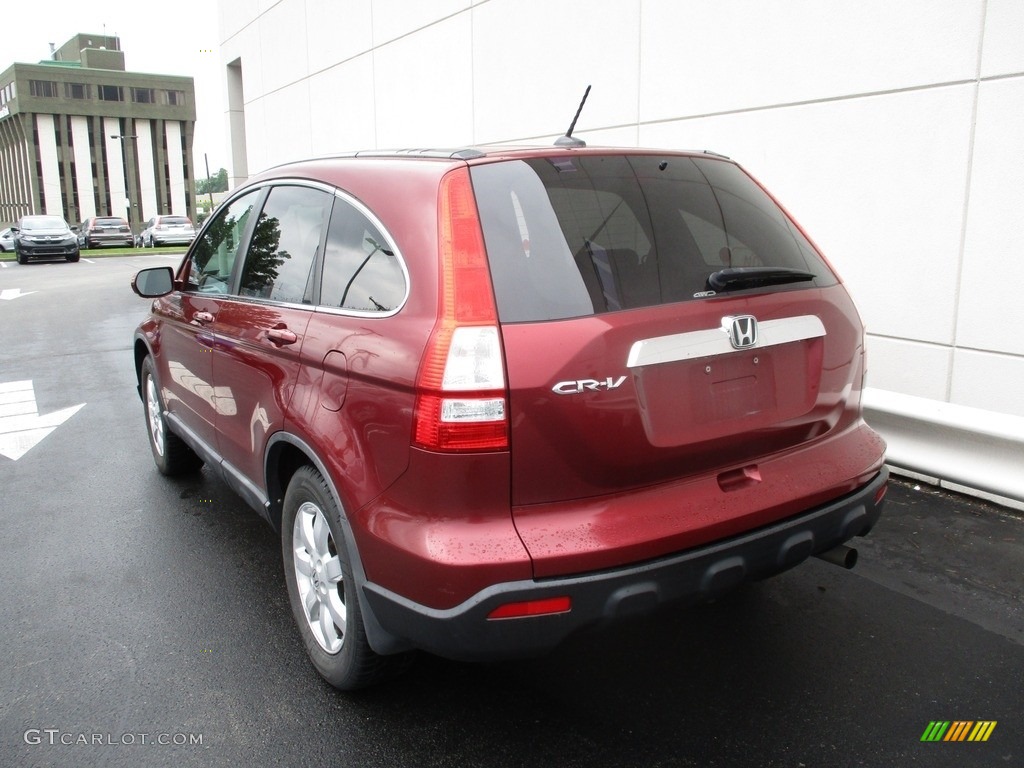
[319,196,404,313]
[238,185,331,304]
[185,190,259,294]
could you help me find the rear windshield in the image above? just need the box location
[95,218,126,226]
[161,217,192,226]
[471,155,835,322]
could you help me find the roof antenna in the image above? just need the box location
[555,85,591,147]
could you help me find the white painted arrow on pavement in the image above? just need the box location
[0,288,37,301]
[0,380,85,461]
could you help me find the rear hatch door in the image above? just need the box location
[471,153,859,508]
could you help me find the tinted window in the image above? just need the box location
[238,185,331,304]
[472,156,835,322]
[22,216,67,230]
[186,191,259,294]
[319,196,405,313]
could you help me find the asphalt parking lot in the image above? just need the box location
[0,255,1021,767]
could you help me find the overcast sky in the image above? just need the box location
[5,0,228,174]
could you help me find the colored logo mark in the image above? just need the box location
[921,721,997,742]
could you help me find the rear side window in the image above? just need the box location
[319,196,405,313]
[471,155,835,322]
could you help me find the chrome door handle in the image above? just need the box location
[266,327,298,345]
[193,311,215,324]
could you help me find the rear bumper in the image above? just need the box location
[86,235,133,247]
[362,467,888,661]
[152,234,194,246]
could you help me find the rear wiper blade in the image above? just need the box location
[707,267,816,292]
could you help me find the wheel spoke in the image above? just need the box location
[312,510,330,556]
[319,603,341,649]
[293,548,314,579]
[325,590,347,637]
[303,586,319,618]
[297,509,317,555]
[323,555,343,584]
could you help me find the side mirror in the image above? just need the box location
[10,227,18,234]
[132,266,174,298]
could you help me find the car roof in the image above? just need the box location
[248,146,735,193]
[258,145,731,174]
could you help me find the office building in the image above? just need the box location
[0,33,196,232]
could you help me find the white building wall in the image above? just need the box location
[69,116,95,221]
[165,121,188,216]
[103,119,128,222]
[218,1,1024,452]
[135,120,159,223]
[34,114,62,216]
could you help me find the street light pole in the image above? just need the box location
[204,152,215,219]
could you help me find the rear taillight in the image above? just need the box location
[413,168,508,452]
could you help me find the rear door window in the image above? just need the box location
[238,185,332,303]
[471,155,835,322]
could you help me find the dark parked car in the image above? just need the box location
[131,146,888,690]
[140,215,195,248]
[12,215,79,263]
[78,216,134,249]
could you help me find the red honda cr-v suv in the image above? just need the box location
[132,146,887,689]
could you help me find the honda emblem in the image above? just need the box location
[725,315,758,349]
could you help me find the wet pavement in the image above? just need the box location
[1,256,1021,767]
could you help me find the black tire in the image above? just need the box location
[16,248,27,265]
[282,466,407,690]
[66,251,80,263]
[140,356,202,475]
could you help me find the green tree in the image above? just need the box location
[197,167,229,195]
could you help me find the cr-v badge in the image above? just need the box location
[552,376,627,395]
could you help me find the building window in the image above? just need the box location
[132,87,155,104]
[163,90,186,106]
[65,82,91,99]
[98,85,124,102]
[29,80,58,97]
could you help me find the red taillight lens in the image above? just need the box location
[487,597,572,620]
[412,168,508,452]
[874,483,887,505]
